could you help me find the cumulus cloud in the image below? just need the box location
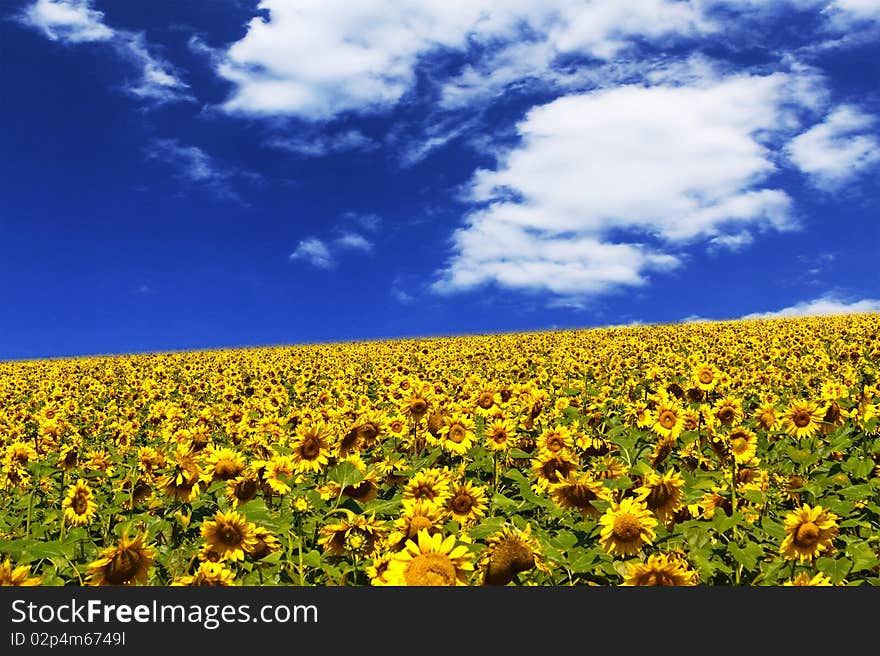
[434,70,815,297]
[742,293,880,319]
[334,233,374,252]
[18,0,191,105]
[212,0,713,121]
[785,104,880,189]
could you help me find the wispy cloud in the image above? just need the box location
[143,138,256,202]
[267,129,377,157]
[18,0,192,106]
[334,233,373,253]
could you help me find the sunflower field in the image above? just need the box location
[1,313,879,586]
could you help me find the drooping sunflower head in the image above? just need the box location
[62,479,98,527]
[548,471,608,518]
[388,500,448,550]
[621,552,698,586]
[531,451,580,492]
[478,524,548,586]
[225,472,261,507]
[386,530,473,586]
[172,561,236,586]
[598,497,658,557]
[634,470,684,522]
[0,558,42,586]
[249,527,281,561]
[87,533,155,586]
[445,480,488,526]
[203,446,246,481]
[200,510,259,562]
[590,454,628,481]
[780,504,839,562]
[784,571,834,586]
[319,511,387,558]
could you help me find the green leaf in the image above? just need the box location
[845,542,880,573]
[508,449,533,459]
[327,461,363,488]
[728,541,764,571]
[551,530,579,550]
[467,516,507,539]
[838,484,875,500]
[816,556,853,584]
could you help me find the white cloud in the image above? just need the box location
[289,238,334,269]
[20,0,113,42]
[334,233,374,252]
[212,0,713,121]
[742,293,880,319]
[19,0,191,105]
[435,71,814,297]
[785,104,880,189]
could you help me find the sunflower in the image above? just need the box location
[402,467,453,506]
[634,470,684,522]
[339,411,386,456]
[621,553,697,586]
[87,533,154,586]
[784,571,834,586]
[225,472,261,507]
[783,400,825,439]
[651,397,686,441]
[598,498,658,557]
[156,446,202,502]
[290,421,333,474]
[446,480,488,526]
[728,427,758,464]
[650,437,676,468]
[713,396,743,427]
[387,500,448,550]
[62,479,98,527]
[478,524,548,586]
[692,363,720,392]
[201,510,258,562]
[261,455,296,495]
[531,451,580,493]
[780,504,839,562]
[472,385,503,415]
[367,551,396,586]
[250,527,281,561]
[203,446,246,481]
[172,561,236,586]
[754,401,781,432]
[590,454,628,481]
[385,530,473,586]
[484,417,517,452]
[536,425,574,455]
[0,559,41,586]
[399,387,432,423]
[318,511,386,558]
[437,412,477,456]
[548,471,608,518]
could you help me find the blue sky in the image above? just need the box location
[1,0,879,360]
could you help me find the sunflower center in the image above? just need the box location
[612,514,643,543]
[488,540,535,582]
[698,370,714,385]
[646,485,672,509]
[404,552,458,586]
[793,522,820,547]
[218,525,243,547]
[448,424,467,443]
[793,411,812,428]
[546,436,565,452]
[718,407,735,424]
[358,424,379,442]
[105,549,143,585]
[730,437,748,455]
[410,399,428,416]
[72,492,89,515]
[300,437,320,460]
[478,393,495,409]
[658,411,677,430]
[451,493,474,514]
[234,478,258,502]
[561,484,598,509]
[490,430,508,444]
[215,459,243,480]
